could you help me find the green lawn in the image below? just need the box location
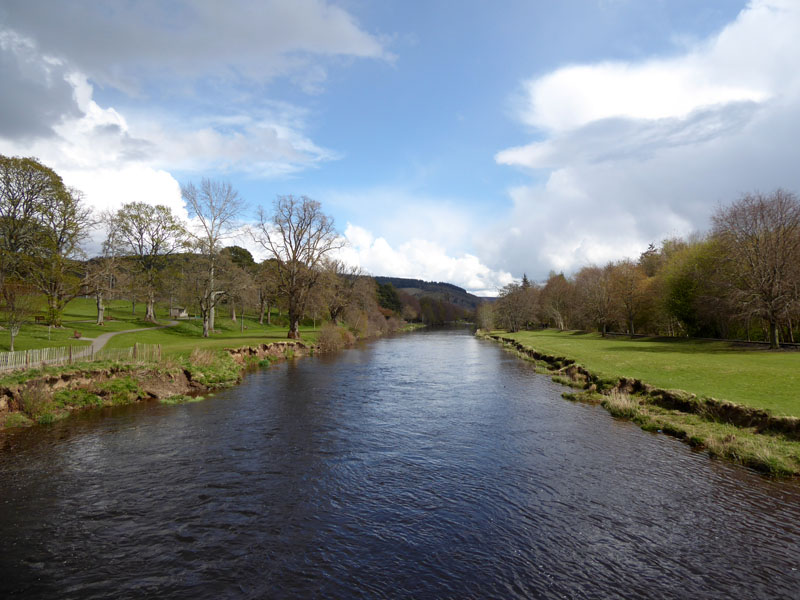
[2,297,318,355]
[503,329,800,417]
[102,314,319,357]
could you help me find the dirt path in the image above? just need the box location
[88,321,179,353]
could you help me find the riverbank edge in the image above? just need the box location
[0,323,428,432]
[479,331,800,477]
[0,340,314,430]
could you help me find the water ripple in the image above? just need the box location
[1,329,799,599]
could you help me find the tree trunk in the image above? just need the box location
[231,298,236,323]
[145,290,156,322]
[769,319,780,349]
[288,311,301,339]
[96,292,105,325]
[267,301,271,325]
[48,297,62,327]
[202,311,210,338]
[9,329,16,353]
[208,263,215,333]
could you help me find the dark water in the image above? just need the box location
[1,330,799,599]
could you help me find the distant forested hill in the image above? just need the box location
[373,276,489,311]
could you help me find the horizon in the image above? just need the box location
[2,1,799,295]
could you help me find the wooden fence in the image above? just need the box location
[0,343,162,373]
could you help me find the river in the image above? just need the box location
[1,329,799,599]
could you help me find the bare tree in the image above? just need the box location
[712,189,800,348]
[253,195,344,339]
[110,202,187,322]
[574,265,615,335]
[255,259,280,325]
[85,218,122,325]
[320,258,365,324]
[541,272,574,330]
[495,281,537,332]
[182,179,244,337]
[610,259,647,335]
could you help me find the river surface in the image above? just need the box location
[1,329,799,599]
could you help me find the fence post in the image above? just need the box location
[158,344,162,362]
[134,342,138,361]
[26,350,30,368]
[69,345,73,364]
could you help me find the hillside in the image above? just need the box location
[373,276,490,311]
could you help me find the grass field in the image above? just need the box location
[2,297,318,355]
[103,314,319,357]
[502,329,800,417]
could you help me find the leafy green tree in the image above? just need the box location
[376,282,403,313]
[28,187,93,326]
[109,202,187,322]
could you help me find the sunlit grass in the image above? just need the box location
[2,297,319,356]
[504,329,800,417]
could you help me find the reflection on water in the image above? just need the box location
[1,330,799,599]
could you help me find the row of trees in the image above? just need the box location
[0,155,423,348]
[485,189,800,349]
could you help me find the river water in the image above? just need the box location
[0,329,798,599]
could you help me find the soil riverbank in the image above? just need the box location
[0,341,313,430]
[481,332,800,477]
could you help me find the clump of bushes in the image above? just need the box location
[19,382,57,423]
[317,323,356,352]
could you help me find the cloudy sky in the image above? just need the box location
[2,0,799,295]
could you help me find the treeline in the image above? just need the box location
[0,155,465,349]
[482,189,800,349]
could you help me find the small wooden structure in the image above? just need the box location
[169,307,188,318]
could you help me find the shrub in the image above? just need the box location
[20,383,55,419]
[318,323,345,352]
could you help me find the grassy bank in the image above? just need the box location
[0,342,307,429]
[502,329,800,417]
[2,297,320,356]
[484,330,800,476]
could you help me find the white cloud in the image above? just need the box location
[0,1,385,224]
[491,0,800,279]
[338,224,513,296]
[0,0,389,94]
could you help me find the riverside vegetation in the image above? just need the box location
[481,329,800,477]
[0,293,418,430]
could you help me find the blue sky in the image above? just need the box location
[3,1,799,295]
